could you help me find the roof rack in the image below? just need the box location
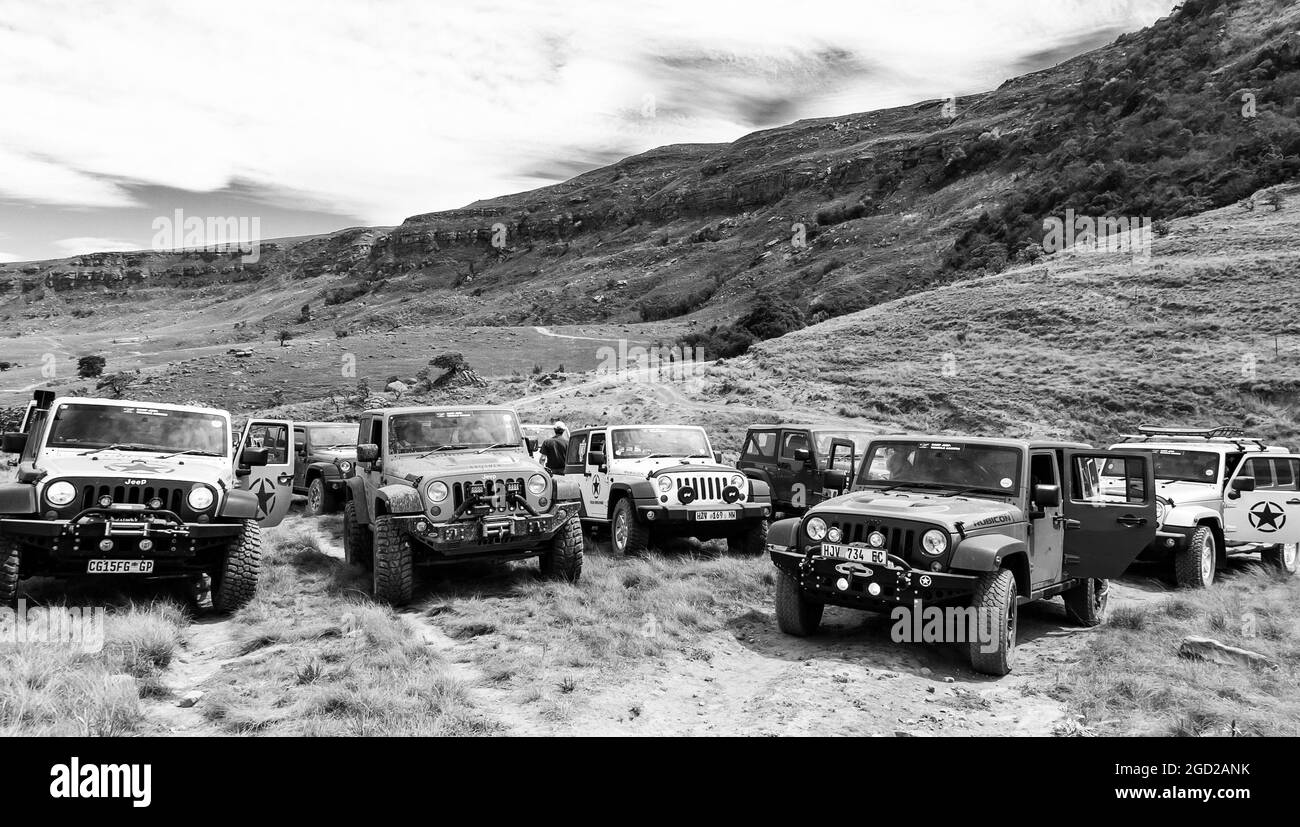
[1120,424,1268,452]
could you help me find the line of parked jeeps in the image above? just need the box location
[2,390,1294,675]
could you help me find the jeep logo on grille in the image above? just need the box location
[124,479,149,486]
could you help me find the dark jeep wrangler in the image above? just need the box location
[292,421,357,516]
[738,424,871,516]
[0,391,292,612]
[767,435,1157,675]
[343,405,583,605]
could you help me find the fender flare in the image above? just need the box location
[950,533,1026,571]
[376,483,422,515]
[219,488,260,519]
[305,461,341,482]
[344,478,371,522]
[1162,505,1222,531]
[553,476,582,503]
[0,483,37,516]
[747,477,772,504]
[767,516,801,549]
[607,481,656,518]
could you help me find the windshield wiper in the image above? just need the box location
[158,449,225,459]
[476,442,518,453]
[416,444,471,458]
[78,443,161,456]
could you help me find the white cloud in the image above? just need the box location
[49,237,142,257]
[0,251,22,263]
[0,0,1176,227]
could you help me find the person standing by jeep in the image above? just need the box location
[540,421,569,474]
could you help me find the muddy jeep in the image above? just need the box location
[0,391,294,612]
[738,424,872,516]
[767,436,1157,675]
[565,424,772,555]
[1109,425,1300,587]
[342,405,583,605]
[292,421,357,516]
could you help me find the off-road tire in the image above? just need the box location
[213,519,261,614]
[728,519,769,556]
[969,568,1018,676]
[343,499,373,571]
[371,515,414,606]
[305,477,337,516]
[611,497,650,556]
[0,535,20,605]
[1175,525,1216,589]
[1262,542,1298,577]
[1062,577,1108,627]
[539,516,583,582]
[775,568,823,636]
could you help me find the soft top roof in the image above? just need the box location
[51,396,230,418]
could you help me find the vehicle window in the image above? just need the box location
[294,428,307,452]
[46,403,229,456]
[813,431,871,458]
[780,431,810,459]
[308,424,357,447]
[858,440,1021,494]
[387,410,521,454]
[588,432,606,462]
[1277,459,1300,491]
[367,419,383,449]
[610,427,709,459]
[742,431,777,460]
[1242,457,1276,489]
[247,423,289,464]
[566,433,588,465]
[1114,449,1218,483]
[1029,453,1057,507]
[1079,455,1146,504]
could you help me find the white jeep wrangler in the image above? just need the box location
[1108,425,1300,587]
[564,424,772,555]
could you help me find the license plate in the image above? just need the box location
[694,510,738,521]
[819,542,888,566]
[87,559,155,575]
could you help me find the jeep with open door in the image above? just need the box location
[566,424,773,555]
[342,405,583,606]
[0,391,293,612]
[767,435,1156,675]
[291,421,357,516]
[738,424,872,516]
[1108,425,1300,587]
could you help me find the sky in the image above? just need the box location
[0,0,1176,263]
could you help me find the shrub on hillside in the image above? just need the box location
[77,355,106,378]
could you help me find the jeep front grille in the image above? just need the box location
[80,483,186,513]
[822,518,916,560]
[672,472,735,503]
[452,477,527,514]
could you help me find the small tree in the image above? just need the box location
[278,329,292,347]
[95,370,137,399]
[77,355,107,378]
[1264,191,1285,212]
[298,303,311,323]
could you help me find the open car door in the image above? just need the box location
[822,438,858,500]
[1222,457,1300,545]
[235,418,294,527]
[1061,450,1156,580]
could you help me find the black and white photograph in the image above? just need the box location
[0,0,1296,803]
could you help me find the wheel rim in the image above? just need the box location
[1284,543,1298,569]
[1200,534,1214,584]
[1094,579,1109,615]
[308,484,321,513]
[1005,598,1017,662]
[613,510,628,551]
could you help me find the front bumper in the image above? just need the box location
[769,544,978,608]
[1139,526,1194,558]
[636,501,770,527]
[401,506,577,563]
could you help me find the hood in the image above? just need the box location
[385,449,541,479]
[35,448,232,488]
[815,490,1023,532]
[616,458,733,477]
[1153,479,1221,507]
[312,446,357,461]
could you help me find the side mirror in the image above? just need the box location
[1230,476,1255,495]
[1034,484,1062,509]
[526,437,539,454]
[713,451,723,464]
[588,450,606,466]
[793,448,811,463]
[356,443,380,464]
[241,446,269,467]
[824,470,847,493]
[1,432,27,454]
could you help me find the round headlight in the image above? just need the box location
[921,529,949,556]
[427,481,449,503]
[338,460,352,473]
[45,480,76,507]
[826,526,843,543]
[806,517,828,541]
[867,531,886,548]
[187,486,214,511]
[657,475,673,493]
[527,473,548,495]
[1155,499,1168,525]
[730,474,744,489]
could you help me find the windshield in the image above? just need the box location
[388,410,521,454]
[813,430,872,458]
[45,403,229,455]
[1107,449,1218,483]
[308,425,356,447]
[611,427,711,459]
[858,440,1022,495]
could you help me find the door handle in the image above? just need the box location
[1052,515,1081,530]
[1116,515,1147,526]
